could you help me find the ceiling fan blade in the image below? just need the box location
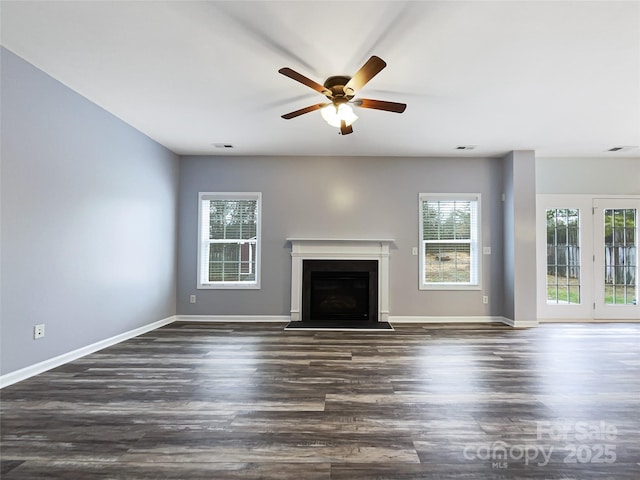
[353,98,407,113]
[278,67,331,96]
[281,103,329,119]
[344,56,387,95]
[340,120,354,135]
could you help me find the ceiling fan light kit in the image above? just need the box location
[320,104,358,128]
[279,55,406,135]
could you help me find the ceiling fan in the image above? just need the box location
[278,56,406,135]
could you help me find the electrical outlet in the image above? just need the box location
[34,324,45,339]
[411,247,418,256]
[189,294,196,304]
[482,296,489,305]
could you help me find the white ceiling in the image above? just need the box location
[1,0,639,158]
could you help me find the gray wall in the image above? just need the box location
[536,157,640,195]
[502,151,537,323]
[1,48,179,375]
[177,155,505,318]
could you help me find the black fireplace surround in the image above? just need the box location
[302,259,378,322]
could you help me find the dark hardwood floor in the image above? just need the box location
[2,322,639,479]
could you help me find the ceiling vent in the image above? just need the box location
[213,143,234,149]
[607,146,638,152]
[455,145,477,150]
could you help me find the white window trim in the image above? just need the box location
[197,192,262,290]
[419,193,482,290]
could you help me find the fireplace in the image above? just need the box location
[287,238,394,323]
[303,260,378,322]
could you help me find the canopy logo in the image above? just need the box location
[462,420,618,469]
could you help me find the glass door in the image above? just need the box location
[593,199,639,319]
[537,196,593,320]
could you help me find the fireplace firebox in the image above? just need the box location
[302,259,378,322]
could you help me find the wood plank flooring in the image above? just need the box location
[2,322,640,479]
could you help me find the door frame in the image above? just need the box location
[536,194,640,322]
[593,197,640,320]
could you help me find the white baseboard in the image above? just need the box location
[389,316,508,324]
[501,317,539,328]
[175,315,290,323]
[0,315,177,389]
[539,318,640,323]
[177,315,536,327]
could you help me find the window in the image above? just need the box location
[198,192,261,289]
[546,208,581,304]
[603,207,637,305]
[419,194,480,289]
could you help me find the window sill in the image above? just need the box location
[198,283,260,290]
[420,284,481,291]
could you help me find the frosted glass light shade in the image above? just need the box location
[320,104,358,128]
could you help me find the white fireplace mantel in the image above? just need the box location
[286,238,394,322]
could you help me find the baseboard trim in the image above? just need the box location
[539,318,640,323]
[175,315,291,323]
[389,316,508,324]
[178,315,515,326]
[0,315,177,389]
[175,315,541,327]
[501,318,539,328]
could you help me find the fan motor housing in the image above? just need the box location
[323,75,353,100]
